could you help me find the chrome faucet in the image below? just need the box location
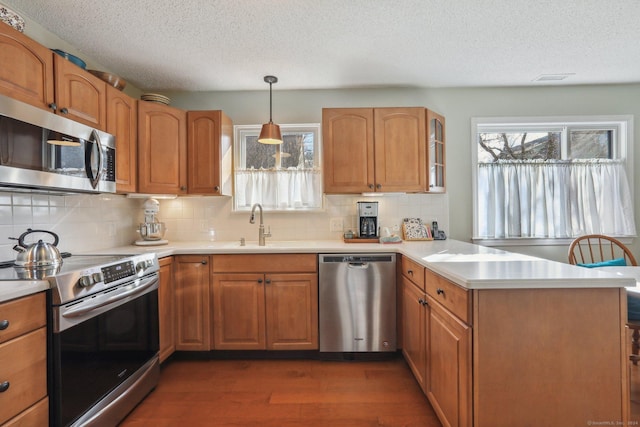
[249,203,271,246]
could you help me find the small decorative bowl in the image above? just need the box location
[0,4,25,33]
[88,70,127,91]
[51,49,87,69]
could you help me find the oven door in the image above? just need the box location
[49,274,159,427]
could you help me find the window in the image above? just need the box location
[233,124,322,211]
[472,116,635,244]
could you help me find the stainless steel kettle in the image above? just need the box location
[11,228,62,268]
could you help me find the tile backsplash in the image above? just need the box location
[0,191,449,260]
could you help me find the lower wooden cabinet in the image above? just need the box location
[0,293,47,426]
[174,255,211,351]
[425,295,471,427]
[401,275,427,390]
[212,254,318,351]
[158,257,175,362]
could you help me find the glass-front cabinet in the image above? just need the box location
[427,109,445,192]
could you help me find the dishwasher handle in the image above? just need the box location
[348,262,369,269]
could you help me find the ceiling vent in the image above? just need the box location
[533,73,575,82]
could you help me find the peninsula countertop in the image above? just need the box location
[1,239,633,303]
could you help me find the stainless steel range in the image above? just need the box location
[0,253,161,426]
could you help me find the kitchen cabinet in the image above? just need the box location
[187,110,233,195]
[53,54,107,130]
[323,107,443,193]
[424,269,472,427]
[0,292,48,426]
[158,256,175,362]
[174,255,210,351]
[107,86,138,193]
[0,23,109,131]
[427,109,446,192]
[401,274,427,390]
[212,254,318,350]
[138,101,188,195]
[0,23,54,110]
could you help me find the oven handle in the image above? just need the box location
[61,275,158,318]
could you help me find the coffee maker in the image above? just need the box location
[357,201,379,238]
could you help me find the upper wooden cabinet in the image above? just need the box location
[427,109,446,192]
[138,101,188,195]
[106,86,138,193]
[322,107,445,193]
[186,110,233,195]
[0,23,108,131]
[53,55,107,130]
[0,23,54,110]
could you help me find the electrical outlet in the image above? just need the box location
[330,218,343,232]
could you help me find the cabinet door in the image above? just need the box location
[187,110,233,195]
[265,273,318,350]
[212,273,266,350]
[427,109,446,192]
[373,107,427,192]
[0,24,54,110]
[107,86,138,193]
[322,108,375,193]
[426,298,472,427]
[138,101,187,194]
[401,276,427,390]
[53,55,107,130]
[174,255,210,351]
[158,257,175,362]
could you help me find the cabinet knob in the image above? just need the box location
[368,184,374,189]
[265,278,271,284]
[436,288,445,296]
[214,186,220,192]
[376,184,382,189]
[180,186,187,191]
[0,320,8,330]
[0,381,9,393]
[407,269,413,276]
[201,260,207,265]
[60,107,69,114]
[258,279,263,284]
[48,102,57,111]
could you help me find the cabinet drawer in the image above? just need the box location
[2,397,48,427]
[0,293,46,345]
[401,256,425,290]
[425,269,471,324]
[0,328,47,425]
[213,254,317,273]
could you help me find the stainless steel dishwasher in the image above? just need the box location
[319,253,396,353]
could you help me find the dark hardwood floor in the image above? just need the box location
[120,356,442,427]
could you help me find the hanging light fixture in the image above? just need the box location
[258,75,283,144]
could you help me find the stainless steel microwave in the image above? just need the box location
[0,94,116,194]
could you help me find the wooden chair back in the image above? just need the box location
[568,234,637,266]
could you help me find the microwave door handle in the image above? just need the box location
[86,130,104,189]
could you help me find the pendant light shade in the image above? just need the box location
[258,75,283,144]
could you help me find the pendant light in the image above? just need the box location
[258,75,283,144]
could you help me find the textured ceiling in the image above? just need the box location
[3,0,640,91]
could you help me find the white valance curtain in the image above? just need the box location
[235,169,322,210]
[477,159,636,239]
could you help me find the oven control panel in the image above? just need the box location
[102,260,136,283]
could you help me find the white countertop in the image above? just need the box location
[1,238,633,303]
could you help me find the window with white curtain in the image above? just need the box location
[233,124,322,211]
[472,116,636,245]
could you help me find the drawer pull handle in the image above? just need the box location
[0,320,8,330]
[436,288,445,295]
[407,269,413,276]
[418,298,428,307]
[0,381,9,393]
